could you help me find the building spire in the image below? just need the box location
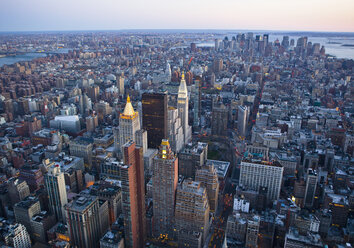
[122,95,135,117]
[178,72,188,98]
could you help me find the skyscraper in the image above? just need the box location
[114,96,147,157]
[179,142,208,179]
[167,106,184,153]
[239,159,283,202]
[117,74,125,96]
[175,180,210,247]
[238,105,249,137]
[211,98,228,136]
[142,92,168,149]
[44,165,68,222]
[177,73,192,145]
[304,169,318,208]
[195,164,219,212]
[65,195,109,248]
[165,62,172,82]
[152,139,178,237]
[120,141,146,248]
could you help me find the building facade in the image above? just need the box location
[152,140,178,236]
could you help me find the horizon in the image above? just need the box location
[1,28,354,35]
[1,0,354,33]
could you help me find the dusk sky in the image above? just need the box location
[1,0,354,32]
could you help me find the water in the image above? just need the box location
[0,53,47,67]
[0,48,72,67]
[269,35,354,60]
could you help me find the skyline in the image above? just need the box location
[1,0,354,32]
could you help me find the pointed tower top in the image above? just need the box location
[121,95,137,118]
[178,72,188,99]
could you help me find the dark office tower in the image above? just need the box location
[66,195,109,248]
[120,141,146,248]
[281,36,290,48]
[191,43,197,52]
[304,168,318,208]
[142,92,168,149]
[152,140,178,237]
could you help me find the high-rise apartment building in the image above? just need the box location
[195,164,219,212]
[65,195,109,248]
[44,165,68,222]
[2,223,31,248]
[152,139,178,236]
[177,73,192,145]
[142,92,168,149]
[120,141,146,248]
[239,159,283,202]
[175,180,210,247]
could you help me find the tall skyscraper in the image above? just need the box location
[167,106,184,153]
[175,180,210,247]
[193,78,201,128]
[142,92,168,149]
[239,159,283,202]
[44,165,68,222]
[65,195,109,248]
[165,62,172,82]
[152,139,178,237]
[195,164,219,212]
[117,74,125,96]
[211,98,228,136]
[304,169,318,208]
[114,95,147,157]
[120,141,146,248]
[238,105,249,137]
[177,73,192,145]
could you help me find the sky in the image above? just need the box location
[0,0,353,32]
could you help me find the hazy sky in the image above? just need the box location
[1,0,353,32]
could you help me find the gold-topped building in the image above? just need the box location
[114,96,147,157]
[152,139,178,237]
[177,72,192,145]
